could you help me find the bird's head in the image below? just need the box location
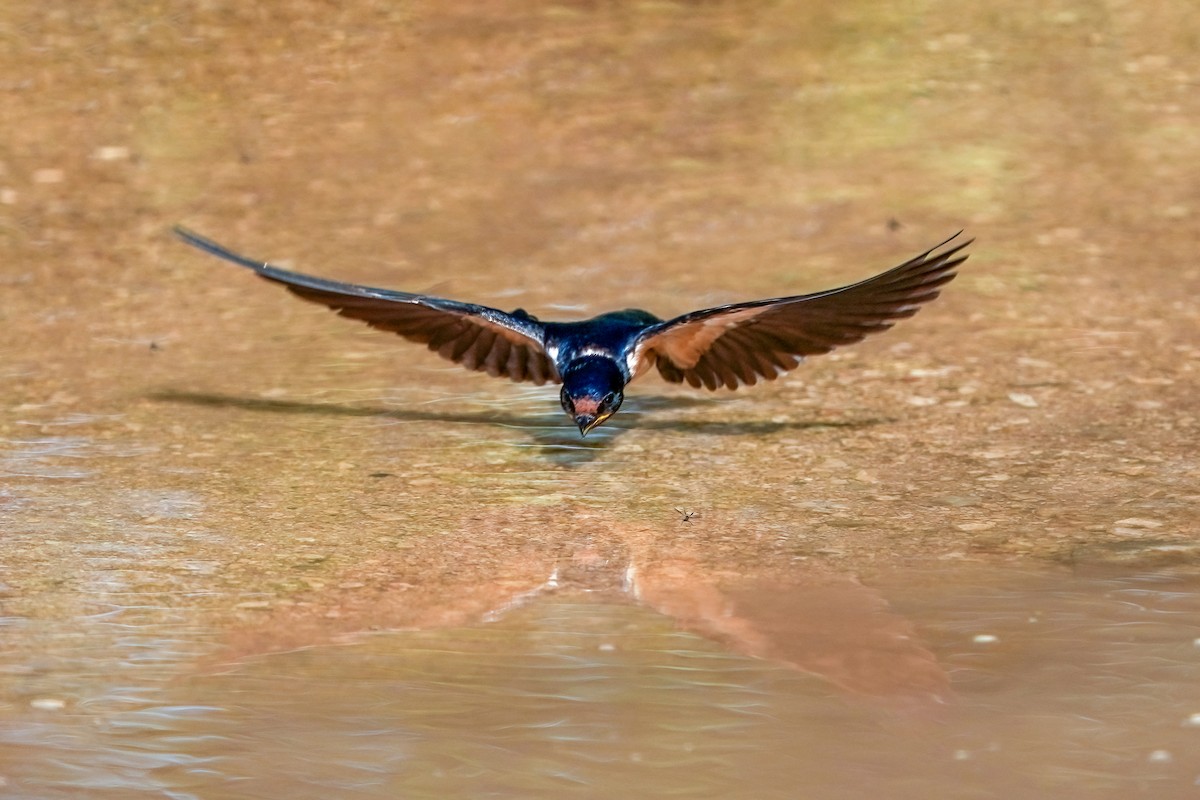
[560,356,625,436]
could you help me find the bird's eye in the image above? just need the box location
[602,393,615,407]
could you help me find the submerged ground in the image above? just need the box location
[2,1,1198,797]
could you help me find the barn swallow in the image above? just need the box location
[174,227,970,436]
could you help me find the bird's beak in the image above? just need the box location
[575,413,601,437]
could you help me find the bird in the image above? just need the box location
[174,226,971,436]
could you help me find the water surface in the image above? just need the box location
[2,0,1198,797]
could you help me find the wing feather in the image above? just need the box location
[632,233,970,390]
[460,328,495,371]
[486,337,512,378]
[174,227,559,385]
[506,340,526,382]
[448,322,484,362]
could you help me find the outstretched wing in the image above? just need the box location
[630,233,971,390]
[174,227,559,385]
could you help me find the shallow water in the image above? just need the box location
[2,0,1199,797]
[3,566,1200,798]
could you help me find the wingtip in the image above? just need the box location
[935,230,972,250]
[171,224,216,248]
[171,225,272,272]
[928,232,973,268]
